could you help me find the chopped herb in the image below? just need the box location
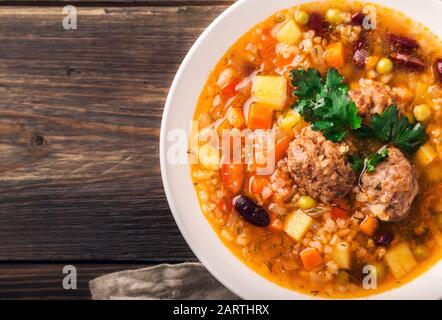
[357,106,427,154]
[349,146,390,174]
[290,68,362,142]
[349,155,364,172]
[366,146,389,172]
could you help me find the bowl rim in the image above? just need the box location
[160,0,442,300]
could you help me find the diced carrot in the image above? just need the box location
[216,119,232,136]
[274,55,293,69]
[225,107,246,129]
[247,103,274,130]
[331,199,348,220]
[300,248,323,270]
[359,215,379,236]
[274,136,291,163]
[365,56,380,71]
[221,79,240,100]
[324,42,345,68]
[259,29,277,62]
[221,163,245,194]
[217,197,232,213]
[249,175,270,195]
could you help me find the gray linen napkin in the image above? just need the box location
[89,262,239,300]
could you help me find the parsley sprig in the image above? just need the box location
[357,106,427,154]
[290,67,427,156]
[290,68,362,142]
[349,146,390,173]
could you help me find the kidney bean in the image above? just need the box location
[390,53,426,70]
[353,34,369,67]
[354,49,369,68]
[433,58,442,83]
[388,34,419,52]
[351,12,366,26]
[233,195,270,227]
[308,13,329,37]
[375,231,394,246]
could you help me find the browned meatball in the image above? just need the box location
[286,127,356,203]
[355,147,419,222]
[349,80,403,123]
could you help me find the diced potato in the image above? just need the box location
[198,143,220,171]
[284,211,313,241]
[415,143,438,166]
[384,242,418,279]
[332,241,351,270]
[275,20,302,45]
[278,111,301,135]
[252,75,287,110]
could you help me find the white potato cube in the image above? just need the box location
[252,75,287,110]
[384,242,418,279]
[284,211,313,241]
[276,20,302,45]
[332,241,351,269]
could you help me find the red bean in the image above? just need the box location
[354,49,369,68]
[388,34,419,52]
[433,58,442,83]
[375,232,394,246]
[351,12,366,26]
[353,34,369,67]
[390,53,426,70]
[308,13,329,37]
[233,195,270,227]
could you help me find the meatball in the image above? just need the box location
[286,127,356,203]
[349,80,402,123]
[355,147,419,222]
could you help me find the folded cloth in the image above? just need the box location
[89,262,239,300]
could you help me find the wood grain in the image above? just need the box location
[0,263,150,299]
[0,5,230,261]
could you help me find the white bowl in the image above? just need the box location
[160,0,442,299]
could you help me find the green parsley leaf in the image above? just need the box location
[349,146,390,174]
[349,155,364,172]
[366,147,389,172]
[357,106,427,154]
[290,68,362,142]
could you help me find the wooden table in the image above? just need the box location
[0,0,234,299]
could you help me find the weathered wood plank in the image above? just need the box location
[0,263,150,299]
[0,0,235,4]
[0,5,229,261]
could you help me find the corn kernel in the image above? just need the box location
[376,57,393,74]
[325,8,343,25]
[416,143,438,166]
[298,196,317,210]
[413,104,432,122]
[294,10,310,25]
